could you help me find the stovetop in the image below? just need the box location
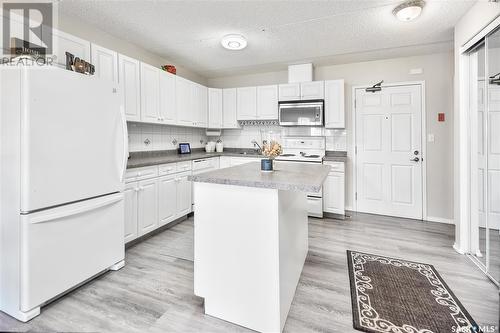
[276,136,326,163]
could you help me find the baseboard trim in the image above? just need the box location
[453,243,466,254]
[426,216,454,225]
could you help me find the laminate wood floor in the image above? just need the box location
[1,213,498,332]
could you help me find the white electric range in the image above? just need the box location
[275,137,326,217]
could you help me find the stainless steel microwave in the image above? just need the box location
[278,99,324,126]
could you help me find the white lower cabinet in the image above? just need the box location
[137,178,159,236]
[124,162,193,244]
[158,175,177,227]
[177,171,192,217]
[124,182,138,243]
[323,161,345,215]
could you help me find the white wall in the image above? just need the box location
[57,13,207,85]
[209,52,454,221]
[453,2,500,252]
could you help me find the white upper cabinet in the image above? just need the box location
[208,88,223,128]
[222,88,239,129]
[301,81,324,99]
[197,85,208,128]
[278,83,301,101]
[257,85,278,120]
[279,81,324,101]
[237,87,257,120]
[176,76,194,127]
[140,62,161,123]
[159,71,176,125]
[91,44,118,84]
[324,79,345,128]
[118,54,141,122]
[52,29,91,68]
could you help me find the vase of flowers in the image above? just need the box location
[261,140,282,172]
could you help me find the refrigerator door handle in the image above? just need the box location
[29,193,124,224]
[119,105,129,182]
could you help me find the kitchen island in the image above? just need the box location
[190,162,330,332]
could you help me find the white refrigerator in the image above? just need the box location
[0,66,128,322]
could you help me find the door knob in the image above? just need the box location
[414,150,419,155]
[410,157,420,162]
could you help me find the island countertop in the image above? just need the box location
[189,162,330,193]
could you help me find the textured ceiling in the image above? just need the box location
[59,0,476,78]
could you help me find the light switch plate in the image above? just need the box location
[428,134,435,142]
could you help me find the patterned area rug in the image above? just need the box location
[347,250,482,333]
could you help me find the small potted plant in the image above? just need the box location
[261,140,282,172]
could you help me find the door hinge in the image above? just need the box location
[355,192,358,200]
[355,146,358,154]
[354,99,357,108]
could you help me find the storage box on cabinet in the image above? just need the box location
[322,161,345,215]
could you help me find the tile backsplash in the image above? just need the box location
[221,125,347,151]
[127,122,208,152]
[128,122,347,152]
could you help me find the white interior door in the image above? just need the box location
[355,84,423,219]
[487,86,500,230]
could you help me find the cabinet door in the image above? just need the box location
[323,172,345,214]
[230,157,260,166]
[137,178,159,236]
[176,76,194,126]
[197,85,208,128]
[237,87,257,120]
[52,29,91,67]
[219,156,232,169]
[176,172,192,217]
[278,83,301,101]
[208,88,223,128]
[159,71,176,125]
[91,44,118,84]
[257,85,278,120]
[324,80,345,128]
[140,63,161,123]
[222,88,239,128]
[158,175,177,227]
[301,81,324,99]
[118,54,141,122]
[124,182,138,243]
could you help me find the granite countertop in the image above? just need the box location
[189,162,330,193]
[127,149,262,169]
[127,149,348,169]
[323,151,347,162]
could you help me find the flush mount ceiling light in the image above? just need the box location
[221,34,247,50]
[393,0,425,22]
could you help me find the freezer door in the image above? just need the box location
[20,193,124,311]
[20,68,127,213]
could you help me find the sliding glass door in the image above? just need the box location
[469,28,500,285]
